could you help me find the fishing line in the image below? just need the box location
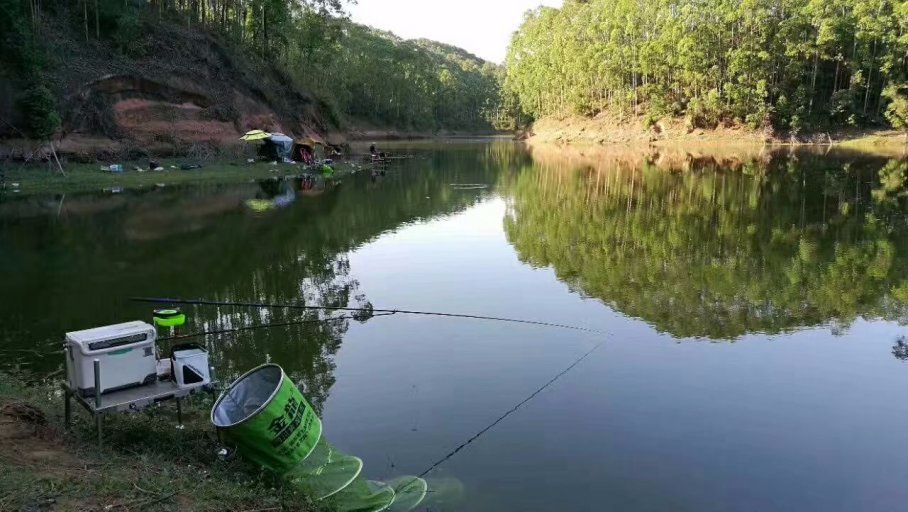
[157,312,398,342]
[136,296,608,478]
[132,297,606,334]
[416,340,605,478]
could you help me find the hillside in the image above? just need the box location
[42,21,335,159]
[0,1,504,160]
[302,23,504,135]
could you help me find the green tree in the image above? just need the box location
[18,84,60,140]
[503,0,908,133]
[883,84,908,141]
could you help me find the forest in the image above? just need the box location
[504,0,908,134]
[0,0,504,139]
[5,0,908,140]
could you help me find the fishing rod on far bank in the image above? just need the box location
[132,296,608,335]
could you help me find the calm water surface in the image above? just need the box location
[2,141,908,511]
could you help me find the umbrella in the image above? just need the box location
[240,130,271,141]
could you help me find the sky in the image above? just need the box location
[349,0,564,64]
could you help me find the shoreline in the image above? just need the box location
[0,159,366,196]
[0,134,505,197]
[526,115,908,156]
[3,131,904,197]
[341,128,507,141]
[0,130,510,164]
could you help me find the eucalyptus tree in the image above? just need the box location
[504,0,908,132]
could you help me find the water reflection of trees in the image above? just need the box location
[0,142,525,408]
[892,336,908,362]
[503,146,908,339]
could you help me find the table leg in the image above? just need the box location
[96,414,103,447]
[64,389,72,430]
[93,359,103,446]
[176,397,184,429]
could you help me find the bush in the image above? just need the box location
[642,113,659,130]
[686,89,723,129]
[883,84,908,135]
[17,83,60,140]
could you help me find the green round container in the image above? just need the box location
[153,308,186,327]
[211,364,322,474]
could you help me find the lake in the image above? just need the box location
[2,141,908,511]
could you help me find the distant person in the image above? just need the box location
[299,145,314,165]
[370,143,384,164]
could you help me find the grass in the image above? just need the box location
[0,159,366,196]
[0,372,320,511]
[836,132,908,155]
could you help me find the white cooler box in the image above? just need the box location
[66,321,157,397]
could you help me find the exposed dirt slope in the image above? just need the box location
[11,16,339,160]
[528,114,772,146]
[528,114,907,151]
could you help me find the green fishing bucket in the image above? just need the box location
[213,364,429,512]
[211,364,322,473]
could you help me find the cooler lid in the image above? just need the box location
[66,321,155,345]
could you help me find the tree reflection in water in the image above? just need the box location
[892,336,908,361]
[0,142,523,411]
[503,145,908,340]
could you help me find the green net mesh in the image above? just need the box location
[290,437,429,512]
[286,436,363,500]
[327,476,396,512]
[382,477,429,512]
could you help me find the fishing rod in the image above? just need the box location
[157,312,398,342]
[140,296,608,487]
[131,297,606,335]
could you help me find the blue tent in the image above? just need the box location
[258,133,294,161]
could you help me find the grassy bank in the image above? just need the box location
[0,160,365,196]
[837,133,908,154]
[0,372,316,511]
